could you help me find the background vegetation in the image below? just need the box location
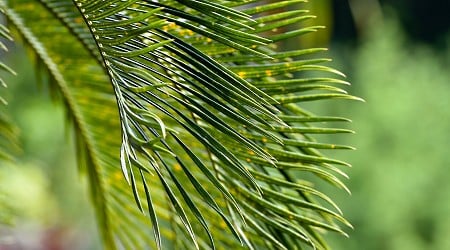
[325,1,450,249]
[1,0,449,249]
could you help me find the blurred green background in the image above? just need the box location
[1,0,449,249]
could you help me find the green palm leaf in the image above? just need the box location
[0,0,360,249]
[0,20,19,162]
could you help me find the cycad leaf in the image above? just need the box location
[0,20,19,162]
[1,0,360,249]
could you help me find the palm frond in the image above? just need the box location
[1,0,360,249]
[0,2,121,247]
[0,17,19,162]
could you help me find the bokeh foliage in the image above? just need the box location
[323,18,450,250]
